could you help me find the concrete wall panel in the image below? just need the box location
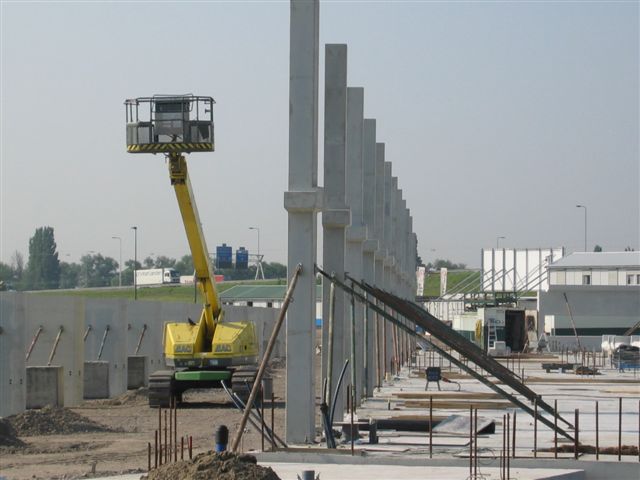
[0,292,26,416]
[23,295,84,407]
[84,299,127,397]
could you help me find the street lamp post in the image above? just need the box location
[111,236,122,287]
[248,226,264,280]
[496,236,506,249]
[131,226,138,299]
[576,205,587,252]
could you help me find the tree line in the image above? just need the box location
[0,226,287,291]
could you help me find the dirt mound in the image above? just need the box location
[144,451,281,480]
[544,444,639,455]
[0,418,26,447]
[97,387,149,406]
[7,406,115,436]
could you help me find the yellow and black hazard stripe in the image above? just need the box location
[127,143,214,153]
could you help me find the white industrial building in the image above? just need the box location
[539,251,640,349]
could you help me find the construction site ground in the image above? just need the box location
[1,351,639,480]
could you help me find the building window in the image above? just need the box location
[582,274,591,285]
[627,274,637,285]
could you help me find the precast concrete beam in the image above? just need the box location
[286,0,320,444]
[321,43,349,422]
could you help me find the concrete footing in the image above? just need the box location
[84,361,110,399]
[27,366,63,409]
[127,355,148,389]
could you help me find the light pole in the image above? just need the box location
[496,236,506,249]
[131,226,138,299]
[576,205,587,252]
[249,226,264,280]
[111,236,122,287]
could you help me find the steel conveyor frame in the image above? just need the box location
[315,265,574,441]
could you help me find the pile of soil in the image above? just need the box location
[144,451,281,480]
[97,387,149,406]
[544,444,639,455]
[7,406,115,436]
[0,418,26,447]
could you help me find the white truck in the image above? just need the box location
[135,268,180,286]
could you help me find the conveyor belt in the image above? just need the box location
[315,266,574,440]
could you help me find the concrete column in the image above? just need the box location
[362,119,377,395]
[285,0,321,444]
[383,162,394,375]
[374,143,385,383]
[345,87,366,403]
[321,43,350,421]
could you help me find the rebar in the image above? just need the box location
[618,398,622,462]
[596,401,599,461]
[574,409,579,460]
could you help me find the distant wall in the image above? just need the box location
[540,286,640,336]
[0,293,26,417]
[0,292,284,417]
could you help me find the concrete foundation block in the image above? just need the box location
[84,361,109,399]
[127,355,148,389]
[27,366,64,409]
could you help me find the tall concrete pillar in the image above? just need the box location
[362,119,377,395]
[345,87,366,403]
[383,162,394,375]
[321,44,350,421]
[374,143,385,384]
[285,0,321,444]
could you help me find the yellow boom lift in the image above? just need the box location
[125,95,259,407]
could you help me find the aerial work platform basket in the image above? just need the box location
[125,95,215,154]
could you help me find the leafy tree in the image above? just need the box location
[122,259,142,286]
[263,262,287,279]
[624,246,635,252]
[174,255,194,275]
[143,256,155,268]
[593,245,603,252]
[59,262,81,289]
[426,258,467,271]
[0,262,15,289]
[79,253,118,287]
[154,255,176,268]
[10,251,24,287]
[25,226,61,290]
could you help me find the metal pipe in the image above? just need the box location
[169,398,173,462]
[506,413,510,479]
[326,280,336,406]
[330,359,349,426]
[271,392,275,451]
[429,395,433,458]
[575,408,579,460]
[83,325,92,342]
[474,408,478,477]
[469,406,473,477]
[534,398,538,458]
[97,325,110,360]
[14,322,33,358]
[135,324,147,355]
[363,292,369,397]
[261,388,265,452]
[173,397,177,462]
[181,436,184,460]
[154,430,158,468]
[188,435,192,459]
[350,385,355,456]
[375,301,381,388]
[596,401,599,461]
[350,287,356,406]
[158,409,162,466]
[48,326,64,366]
[618,397,622,461]
[164,410,168,463]
[554,399,558,459]
[512,410,517,458]
[230,264,302,453]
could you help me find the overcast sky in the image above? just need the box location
[1,1,638,269]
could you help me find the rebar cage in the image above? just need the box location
[125,95,215,154]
